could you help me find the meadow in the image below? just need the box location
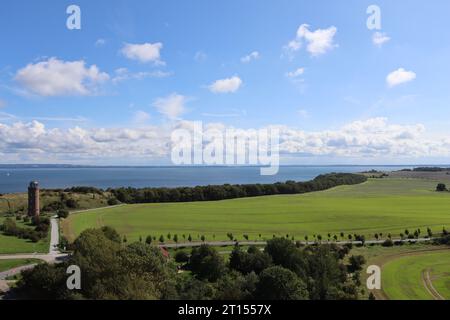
[0,259,40,273]
[0,218,49,254]
[382,250,450,300]
[62,178,450,242]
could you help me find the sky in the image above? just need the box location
[0,0,450,165]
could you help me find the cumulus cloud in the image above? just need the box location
[286,68,305,78]
[386,68,416,87]
[152,93,188,120]
[285,24,337,57]
[14,58,109,97]
[121,42,164,65]
[208,76,242,94]
[1,117,448,163]
[372,32,390,47]
[241,51,260,63]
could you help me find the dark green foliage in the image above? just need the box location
[64,186,104,194]
[107,198,120,206]
[100,226,122,243]
[229,246,272,275]
[255,266,308,300]
[0,217,49,242]
[436,183,447,192]
[174,251,190,263]
[189,245,226,282]
[14,229,362,301]
[347,255,366,273]
[57,209,69,219]
[108,173,367,204]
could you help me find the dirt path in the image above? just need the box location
[422,269,445,300]
[369,247,450,300]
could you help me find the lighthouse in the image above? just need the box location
[28,181,40,218]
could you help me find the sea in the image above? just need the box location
[0,165,417,194]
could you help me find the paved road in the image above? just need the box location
[49,216,60,255]
[157,237,437,248]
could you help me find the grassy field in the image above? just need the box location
[0,259,40,273]
[0,217,49,254]
[382,250,450,300]
[62,178,450,242]
[0,190,112,215]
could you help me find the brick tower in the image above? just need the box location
[28,181,40,218]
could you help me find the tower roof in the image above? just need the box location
[29,181,39,188]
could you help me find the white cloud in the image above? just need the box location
[121,42,164,65]
[112,68,172,83]
[152,93,188,120]
[386,68,416,88]
[1,117,449,163]
[132,110,151,124]
[285,24,337,57]
[194,51,207,62]
[95,39,106,47]
[372,32,390,47]
[286,68,305,78]
[208,76,242,94]
[0,100,6,108]
[14,58,109,97]
[241,51,260,63]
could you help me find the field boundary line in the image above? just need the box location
[422,269,445,300]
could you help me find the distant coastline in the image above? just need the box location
[1,164,450,169]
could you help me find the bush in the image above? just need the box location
[107,198,120,206]
[436,183,447,192]
[174,251,190,263]
[57,209,69,219]
[65,199,78,209]
[382,239,394,247]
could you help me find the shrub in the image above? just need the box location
[382,239,394,247]
[57,209,69,219]
[107,198,120,206]
[174,251,190,263]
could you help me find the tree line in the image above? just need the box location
[13,227,366,300]
[108,173,367,204]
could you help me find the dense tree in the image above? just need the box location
[108,173,367,204]
[189,245,226,282]
[255,266,308,300]
[436,183,447,192]
[347,255,366,273]
[264,237,297,267]
[229,246,272,275]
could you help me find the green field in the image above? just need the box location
[62,178,450,242]
[382,250,450,300]
[0,218,49,254]
[0,259,40,273]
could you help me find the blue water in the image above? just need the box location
[0,166,413,194]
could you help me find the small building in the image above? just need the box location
[28,181,40,218]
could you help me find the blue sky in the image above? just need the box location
[0,0,450,164]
